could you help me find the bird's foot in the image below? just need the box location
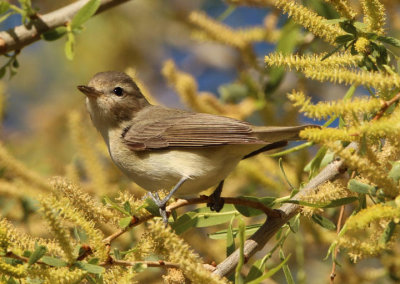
[207,180,225,212]
[148,192,169,225]
[207,194,225,212]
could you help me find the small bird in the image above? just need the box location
[78,71,313,223]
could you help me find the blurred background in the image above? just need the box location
[0,0,399,283]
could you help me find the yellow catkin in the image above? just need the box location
[148,221,229,284]
[354,37,371,54]
[327,143,398,197]
[0,143,51,192]
[274,0,345,44]
[345,203,400,231]
[50,177,117,225]
[323,0,357,19]
[302,65,400,90]
[162,60,220,114]
[236,26,280,43]
[288,90,382,119]
[189,11,248,49]
[301,179,353,204]
[0,218,64,257]
[361,0,386,35]
[68,110,109,195]
[28,267,87,284]
[0,261,26,278]
[44,195,107,261]
[40,198,75,263]
[265,53,362,71]
[163,268,186,284]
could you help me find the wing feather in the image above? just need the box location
[122,106,265,151]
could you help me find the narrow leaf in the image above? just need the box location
[41,256,68,267]
[347,179,375,194]
[76,261,105,274]
[171,205,238,234]
[377,36,400,48]
[208,224,262,240]
[247,254,291,284]
[311,214,336,230]
[379,221,396,245]
[71,0,101,29]
[28,245,47,266]
[235,217,245,284]
[280,249,294,284]
[226,217,235,257]
[119,216,132,229]
[104,196,130,216]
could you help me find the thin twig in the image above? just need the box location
[0,0,132,55]
[330,205,345,284]
[373,92,400,121]
[101,259,180,269]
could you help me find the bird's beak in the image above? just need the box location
[77,85,102,98]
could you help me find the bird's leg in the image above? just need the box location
[207,180,225,212]
[149,177,188,224]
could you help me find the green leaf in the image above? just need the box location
[235,217,245,284]
[280,249,294,284]
[144,198,160,216]
[119,216,132,229]
[41,256,68,267]
[311,214,336,230]
[339,21,357,35]
[347,179,375,194]
[42,27,67,41]
[335,34,355,44]
[285,197,357,208]
[304,146,327,176]
[123,201,132,215]
[76,261,105,274]
[226,217,235,257]
[389,161,400,182]
[288,214,300,233]
[65,31,75,60]
[234,196,276,217]
[379,221,396,245]
[28,245,47,266]
[279,158,295,190]
[208,224,262,240]
[377,36,400,48]
[246,254,291,284]
[103,196,130,216]
[245,252,271,283]
[171,205,239,234]
[71,0,101,30]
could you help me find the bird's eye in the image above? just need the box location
[113,87,124,96]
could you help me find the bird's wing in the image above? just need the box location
[122,106,265,151]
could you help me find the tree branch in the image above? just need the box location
[212,142,358,277]
[0,0,132,55]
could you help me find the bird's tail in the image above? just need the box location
[252,125,318,143]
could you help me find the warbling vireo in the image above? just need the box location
[78,71,314,223]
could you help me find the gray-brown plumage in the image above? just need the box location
[78,71,316,222]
